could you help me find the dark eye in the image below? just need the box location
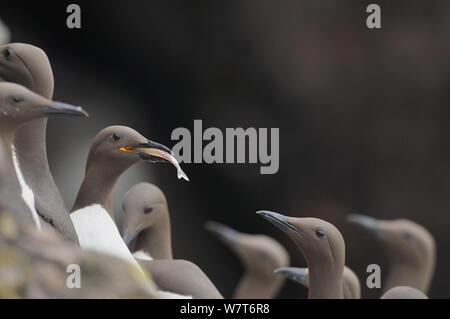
[316,229,325,238]
[3,48,12,59]
[12,96,23,103]
[144,207,153,214]
[404,232,414,242]
[112,133,121,142]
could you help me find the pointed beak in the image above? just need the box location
[256,210,306,238]
[122,229,138,249]
[41,101,89,117]
[275,267,310,286]
[204,221,239,247]
[347,214,380,234]
[120,140,189,181]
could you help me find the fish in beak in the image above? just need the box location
[121,140,189,181]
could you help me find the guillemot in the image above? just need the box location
[347,214,435,294]
[70,126,188,270]
[0,82,87,229]
[257,210,345,299]
[0,43,81,243]
[121,182,223,299]
[205,221,290,298]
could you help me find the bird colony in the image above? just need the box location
[0,39,435,299]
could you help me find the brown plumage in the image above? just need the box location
[348,214,435,293]
[121,182,223,299]
[257,210,345,299]
[0,43,81,244]
[275,266,361,299]
[205,221,290,299]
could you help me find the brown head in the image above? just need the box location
[0,43,54,98]
[121,183,172,259]
[73,126,188,214]
[257,210,345,298]
[347,214,435,293]
[0,82,87,132]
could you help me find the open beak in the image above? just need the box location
[120,140,189,181]
[41,101,89,117]
[275,267,310,286]
[256,210,306,238]
[347,214,380,234]
[204,221,239,247]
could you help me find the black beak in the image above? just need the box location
[122,229,138,248]
[204,221,239,247]
[274,267,310,286]
[256,210,306,238]
[347,214,380,234]
[42,101,89,117]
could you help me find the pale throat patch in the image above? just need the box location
[12,145,42,230]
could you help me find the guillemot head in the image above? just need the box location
[85,126,189,181]
[205,221,290,278]
[121,183,169,249]
[0,82,88,129]
[347,214,435,269]
[256,211,345,276]
[0,43,54,99]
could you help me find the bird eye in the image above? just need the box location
[144,207,153,214]
[3,48,12,59]
[112,133,121,142]
[12,96,23,103]
[404,232,414,242]
[315,229,325,238]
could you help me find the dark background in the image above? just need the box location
[1,0,450,298]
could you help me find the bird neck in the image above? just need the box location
[307,261,344,299]
[135,216,173,260]
[0,133,19,182]
[72,165,122,219]
[233,272,283,299]
[384,260,432,293]
[13,77,56,205]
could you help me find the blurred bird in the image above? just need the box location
[347,214,435,294]
[205,221,290,299]
[381,286,428,299]
[257,210,345,299]
[0,19,9,45]
[275,266,361,299]
[0,210,157,298]
[0,83,87,230]
[0,43,80,244]
[121,183,223,299]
